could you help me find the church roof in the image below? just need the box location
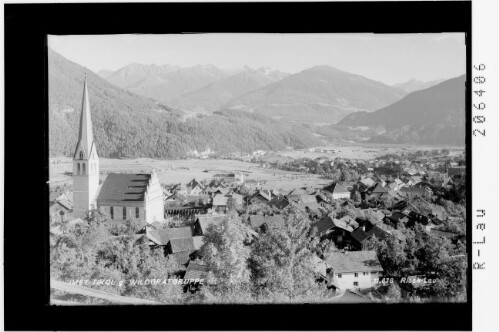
[74,77,96,159]
[97,173,152,202]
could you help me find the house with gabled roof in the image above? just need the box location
[324,250,383,290]
[186,178,202,189]
[311,216,335,238]
[270,196,290,210]
[360,177,376,189]
[193,214,227,236]
[371,183,388,195]
[384,211,409,229]
[212,193,243,213]
[321,182,350,200]
[146,226,192,246]
[351,222,391,249]
[311,215,358,248]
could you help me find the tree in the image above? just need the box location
[199,213,253,303]
[249,206,328,302]
[50,211,184,304]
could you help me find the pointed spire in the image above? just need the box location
[75,75,95,158]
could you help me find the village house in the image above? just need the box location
[270,196,290,210]
[384,211,410,229]
[321,182,350,200]
[145,226,195,265]
[350,221,391,249]
[360,177,376,188]
[212,193,244,213]
[50,191,73,223]
[193,214,227,236]
[324,250,383,290]
[311,215,358,248]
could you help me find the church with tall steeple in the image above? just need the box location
[72,76,164,223]
[73,76,100,218]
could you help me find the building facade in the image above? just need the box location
[96,172,164,223]
[325,251,383,290]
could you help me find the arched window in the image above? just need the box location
[123,207,127,219]
[77,163,80,175]
[82,163,86,175]
[79,151,83,160]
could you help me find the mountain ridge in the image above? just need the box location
[223,65,406,124]
[336,75,465,145]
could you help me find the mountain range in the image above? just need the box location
[99,64,406,124]
[49,49,318,158]
[337,75,466,145]
[52,48,466,156]
[173,67,289,113]
[104,63,230,103]
[223,65,406,124]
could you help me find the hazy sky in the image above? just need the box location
[48,33,465,85]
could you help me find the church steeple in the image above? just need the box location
[72,75,100,218]
[75,75,96,159]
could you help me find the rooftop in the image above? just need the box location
[170,237,196,253]
[322,183,349,194]
[97,173,152,202]
[196,214,227,233]
[146,226,192,246]
[324,250,383,273]
[351,223,390,243]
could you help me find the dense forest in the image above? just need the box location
[49,49,319,159]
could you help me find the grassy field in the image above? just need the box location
[49,157,329,192]
[49,143,463,192]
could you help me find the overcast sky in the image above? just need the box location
[48,33,465,85]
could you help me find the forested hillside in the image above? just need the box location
[337,75,465,145]
[49,49,318,158]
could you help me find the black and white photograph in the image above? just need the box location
[47,33,467,305]
[7,1,490,330]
